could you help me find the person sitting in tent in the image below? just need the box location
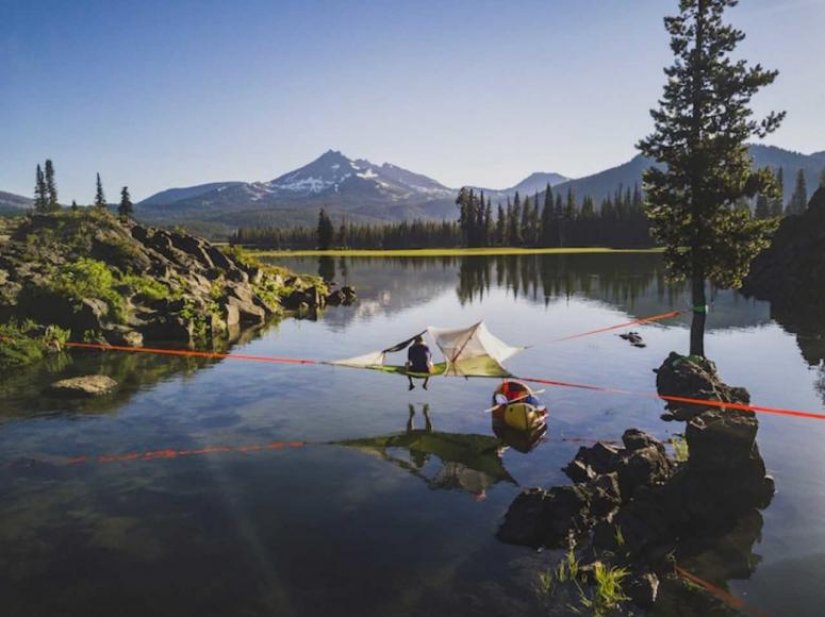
[406,335,434,390]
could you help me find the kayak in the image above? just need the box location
[491,380,548,431]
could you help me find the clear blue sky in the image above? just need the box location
[1,0,823,203]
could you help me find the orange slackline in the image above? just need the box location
[553,309,685,342]
[518,376,825,422]
[63,440,306,466]
[7,316,825,422]
[64,341,318,365]
[675,566,768,617]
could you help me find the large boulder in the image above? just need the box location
[496,485,591,549]
[656,352,750,421]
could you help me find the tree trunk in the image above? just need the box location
[690,276,707,357]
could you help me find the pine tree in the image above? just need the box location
[540,184,554,246]
[637,0,784,357]
[521,195,532,245]
[754,194,771,219]
[337,218,348,248]
[94,173,107,209]
[71,200,78,211]
[495,203,506,246]
[770,167,784,217]
[787,169,808,215]
[34,164,48,212]
[316,208,334,249]
[44,159,59,211]
[118,186,134,218]
[554,193,564,246]
[509,193,522,246]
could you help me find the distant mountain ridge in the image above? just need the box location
[467,172,569,202]
[0,191,33,215]
[134,150,570,234]
[5,144,822,235]
[542,144,825,207]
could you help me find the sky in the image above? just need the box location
[1,0,824,203]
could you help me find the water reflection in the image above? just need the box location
[274,254,771,333]
[336,403,516,499]
[0,348,219,420]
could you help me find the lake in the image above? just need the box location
[2,252,825,616]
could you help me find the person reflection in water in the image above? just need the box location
[406,335,433,390]
[407,403,432,469]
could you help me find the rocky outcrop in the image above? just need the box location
[655,352,750,421]
[48,375,118,398]
[498,353,774,611]
[0,212,353,350]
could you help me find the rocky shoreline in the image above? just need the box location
[0,211,354,369]
[497,353,773,611]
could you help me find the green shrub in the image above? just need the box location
[48,257,126,322]
[121,273,169,301]
[0,321,69,370]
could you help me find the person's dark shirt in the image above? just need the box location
[408,343,432,373]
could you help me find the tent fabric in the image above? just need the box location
[329,321,524,378]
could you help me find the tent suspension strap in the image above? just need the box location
[518,375,825,422]
[62,341,319,365]
[552,309,685,343]
[55,340,825,422]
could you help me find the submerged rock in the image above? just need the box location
[48,375,118,398]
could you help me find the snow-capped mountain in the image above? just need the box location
[134,150,570,234]
[244,150,454,202]
[138,150,453,210]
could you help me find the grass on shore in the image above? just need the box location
[247,246,663,258]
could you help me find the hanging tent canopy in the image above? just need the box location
[330,321,524,378]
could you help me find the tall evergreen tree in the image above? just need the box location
[787,168,808,215]
[118,186,134,218]
[509,193,522,245]
[541,184,554,246]
[770,167,784,217]
[521,195,532,245]
[71,200,78,211]
[495,203,506,246]
[484,199,493,247]
[554,193,564,246]
[637,0,784,357]
[44,159,59,211]
[754,193,771,219]
[94,173,107,209]
[34,164,48,212]
[316,208,334,249]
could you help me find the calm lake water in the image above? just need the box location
[2,253,825,616]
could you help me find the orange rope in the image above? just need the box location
[64,341,318,365]
[675,566,768,617]
[519,376,825,421]
[63,440,306,466]
[8,325,825,422]
[553,309,684,342]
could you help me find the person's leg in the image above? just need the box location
[422,376,429,390]
[408,375,415,390]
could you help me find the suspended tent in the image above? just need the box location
[330,321,524,378]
